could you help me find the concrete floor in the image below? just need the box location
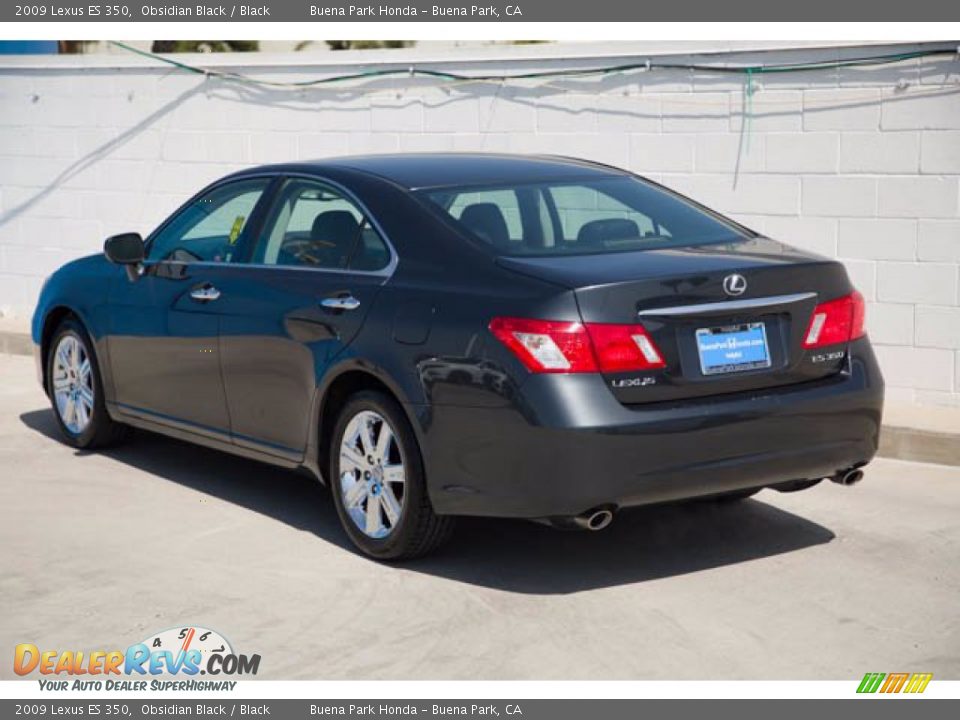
[1,353,958,680]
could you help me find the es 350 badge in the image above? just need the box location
[13,625,261,684]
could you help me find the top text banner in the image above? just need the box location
[4,0,960,22]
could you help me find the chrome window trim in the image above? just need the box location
[145,171,399,281]
[143,259,394,280]
[637,292,818,317]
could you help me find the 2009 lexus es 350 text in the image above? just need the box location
[32,154,884,559]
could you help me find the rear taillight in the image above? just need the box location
[488,317,665,374]
[802,291,866,349]
[488,318,597,373]
[584,323,666,373]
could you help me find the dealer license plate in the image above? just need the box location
[695,322,772,376]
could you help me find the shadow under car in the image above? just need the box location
[20,407,836,595]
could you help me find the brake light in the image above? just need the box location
[584,323,666,372]
[488,318,597,372]
[488,317,665,374]
[802,291,866,349]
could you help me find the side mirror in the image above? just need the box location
[104,233,145,281]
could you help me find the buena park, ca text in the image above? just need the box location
[311,706,524,716]
[310,5,523,17]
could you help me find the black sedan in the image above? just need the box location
[32,154,884,559]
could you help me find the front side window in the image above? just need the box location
[422,176,748,257]
[251,179,391,272]
[148,178,270,263]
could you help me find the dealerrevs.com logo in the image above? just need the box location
[14,626,260,691]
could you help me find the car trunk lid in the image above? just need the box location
[496,237,856,404]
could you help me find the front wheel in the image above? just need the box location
[329,390,453,560]
[47,317,128,449]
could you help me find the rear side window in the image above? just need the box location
[448,189,524,243]
[251,179,391,272]
[422,176,747,257]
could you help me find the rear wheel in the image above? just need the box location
[47,317,128,449]
[329,390,453,560]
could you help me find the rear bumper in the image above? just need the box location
[419,338,884,518]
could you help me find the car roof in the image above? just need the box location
[243,153,628,190]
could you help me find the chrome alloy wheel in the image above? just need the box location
[339,410,406,539]
[52,334,95,435]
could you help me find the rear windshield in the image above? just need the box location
[420,176,749,257]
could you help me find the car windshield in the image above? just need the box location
[420,175,750,257]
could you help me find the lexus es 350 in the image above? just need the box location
[32,154,884,559]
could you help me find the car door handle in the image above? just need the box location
[320,295,361,311]
[190,285,221,302]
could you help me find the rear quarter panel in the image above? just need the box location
[335,166,584,410]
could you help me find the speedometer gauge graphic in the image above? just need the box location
[141,626,233,673]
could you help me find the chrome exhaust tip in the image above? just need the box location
[573,508,614,531]
[831,468,864,486]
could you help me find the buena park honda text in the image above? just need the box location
[32,154,883,559]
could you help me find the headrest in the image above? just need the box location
[577,218,641,245]
[459,203,510,248]
[311,210,360,249]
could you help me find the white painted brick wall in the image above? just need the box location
[839,132,920,174]
[1,42,959,406]
[866,302,915,345]
[803,89,882,131]
[802,176,877,216]
[876,262,958,305]
[873,345,955,392]
[916,306,960,349]
[920,131,960,174]
[765,132,839,174]
[878,176,959,218]
[918,220,960,262]
[837,219,917,260]
[630,134,696,172]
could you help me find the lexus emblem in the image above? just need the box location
[723,273,747,296]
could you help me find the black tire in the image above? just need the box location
[329,390,453,560]
[46,317,129,449]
